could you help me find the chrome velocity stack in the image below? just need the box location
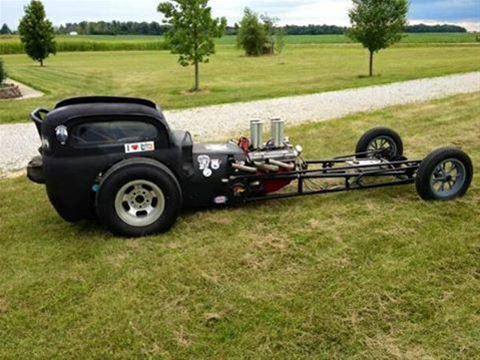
[250,120,264,149]
[270,118,285,148]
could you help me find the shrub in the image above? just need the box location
[237,8,268,56]
[0,58,6,86]
[237,8,284,57]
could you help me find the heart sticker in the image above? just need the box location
[132,145,139,150]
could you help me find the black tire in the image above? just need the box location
[415,147,473,201]
[96,159,182,237]
[356,127,404,160]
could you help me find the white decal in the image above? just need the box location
[125,141,155,154]
[205,144,230,152]
[214,196,228,205]
[198,155,222,178]
[211,159,221,170]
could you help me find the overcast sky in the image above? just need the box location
[1,0,479,31]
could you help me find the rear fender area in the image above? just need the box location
[95,157,183,209]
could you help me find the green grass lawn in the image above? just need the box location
[1,93,479,358]
[1,43,479,125]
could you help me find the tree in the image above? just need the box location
[158,0,226,92]
[18,0,56,66]
[237,9,285,57]
[237,8,267,56]
[348,0,408,76]
[274,28,286,55]
[0,24,12,35]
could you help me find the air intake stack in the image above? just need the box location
[270,118,285,148]
[250,120,264,149]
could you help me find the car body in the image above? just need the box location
[29,97,250,223]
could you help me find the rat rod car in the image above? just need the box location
[27,97,473,237]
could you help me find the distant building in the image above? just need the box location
[69,31,78,36]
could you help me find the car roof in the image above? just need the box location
[55,96,158,109]
[44,97,170,131]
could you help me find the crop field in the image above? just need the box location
[1,43,479,125]
[1,33,478,54]
[0,34,168,54]
[1,93,479,358]
[218,32,480,45]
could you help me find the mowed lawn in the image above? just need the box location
[1,43,479,124]
[1,93,479,358]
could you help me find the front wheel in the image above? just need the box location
[356,127,404,160]
[415,147,473,201]
[96,160,182,237]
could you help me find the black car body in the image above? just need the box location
[29,97,246,223]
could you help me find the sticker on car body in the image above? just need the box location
[198,155,222,177]
[125,141,155,154]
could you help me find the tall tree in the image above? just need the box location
[158,0,226,92]
[18,0,56,66]
[0,24,12,35]
[348,0,408,76]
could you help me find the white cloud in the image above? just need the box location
[210,0,351,25]
[1,0,479,31]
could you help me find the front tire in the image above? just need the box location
[96,160,182,237]
[356,127,404,160]
[415,147,473,201]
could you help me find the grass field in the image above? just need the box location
[1,43,479,125]
[1,93,479,358]
[1,33,478,54]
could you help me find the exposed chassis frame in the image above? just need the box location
[231,151,422,202]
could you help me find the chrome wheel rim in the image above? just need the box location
[367,136,397,158]
[114,180,165,227]
[430,158,466,198]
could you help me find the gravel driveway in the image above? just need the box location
[1,72,479,177]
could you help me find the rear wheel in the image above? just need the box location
[415,147,473,201]
[356,127,403,160]
[96,161,182,237]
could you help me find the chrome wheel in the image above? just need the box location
[114,180,165,227]
[367,136,397,158]
[430,159,466,199]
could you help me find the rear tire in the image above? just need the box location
[96,160,182,237]
[415,147,473,201]
[356,127,403,160]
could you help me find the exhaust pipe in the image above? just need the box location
[232,162,258,173]
[268,159,295,170]
[270,118,285,148]
[253,161,280,172]
[250,120,264,149]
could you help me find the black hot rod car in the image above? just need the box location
[28,97,473,237]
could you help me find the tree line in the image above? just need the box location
[407,24,467,33]
[0,21,468,36]
[57,21,170,35]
